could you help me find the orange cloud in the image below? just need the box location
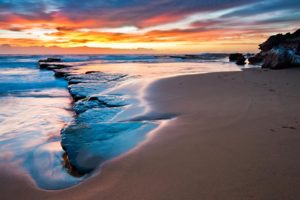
[1,11,297,53]
[138,13,184,28]
[0,25,270,53]
[0,12,97,31]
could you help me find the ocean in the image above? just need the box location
[0,54,247,189]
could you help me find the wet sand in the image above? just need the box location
[2,68,300,200]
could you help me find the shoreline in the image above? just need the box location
[34,60,164,189]
[35,58,239,190]
[30,58,196,189]
[1,67,300,199]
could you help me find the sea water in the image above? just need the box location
[0,54,243,189]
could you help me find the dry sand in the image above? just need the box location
[1,68,300,200]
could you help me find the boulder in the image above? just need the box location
[235,56,246,65]
[248,53,263,65]
[229,53,244,62]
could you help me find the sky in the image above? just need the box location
[0,0,300,54]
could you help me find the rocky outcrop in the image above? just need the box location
[248,53,263,65]
[259,29,300,53]
[73,96,127,114]
[262,48,300,69]
[249,29,300,69]
[37,57,146,175]
[236,56,246,65]
[229,53,243,61]
[229,53,246,65]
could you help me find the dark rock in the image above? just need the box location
[39,63,50,69]
[229,53,244,62]
[262,48,288,69]
[245,53,255,58]
[289,50,300,65]
[228,53,246,65]
[53,69,69,78]
[259,34,286,52]
[39,63,71,70]
[235,56,246,65]
[68,79,82,85]
[38,57,70,70]
[53,71,65,78]
[262,48,300,69]
[38,58,61,63]
[259,29,300,52]
[252,29,300,69]
[248,53,263,65]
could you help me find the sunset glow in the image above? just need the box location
[1,0,300,54]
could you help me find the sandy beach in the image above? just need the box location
[1,67,300,199]
[1,0,300,199]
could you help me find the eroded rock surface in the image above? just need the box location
[249,29,300,69]
[38,58,156,175]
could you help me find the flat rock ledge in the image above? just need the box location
[37,59,141,174]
